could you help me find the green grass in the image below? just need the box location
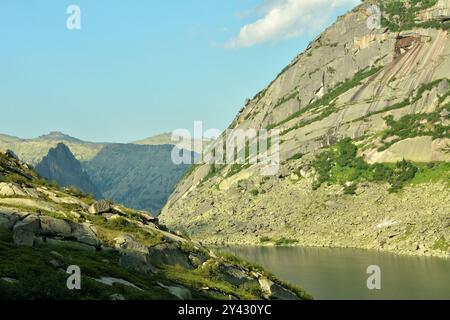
[0,229,174,300]
[274,91,299,109]
[351,79,449,126]
[432,237,450,252]
[410,162,450,187]
[215,252,312,300]
[88,215,165,248]
[274,238,298,246]
[286,153,304,162]
[380,0,447,31]
[311,139,420,192]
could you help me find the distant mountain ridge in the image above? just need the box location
[0,132,192,213]
[133,133,213,152]
[38,131,85,143]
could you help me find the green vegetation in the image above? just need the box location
[274,238,298,246]
[352,79,450,138]
[374,80,450,151]
[311,139,421,193]
[378,112,449,151]
[0,230,175,300]
[274,91,299,109]
[249,189,259,196]
[282,105,338,136]
[327,66,336,74]
[380,0,449,31]
[160,265,258,300]
[410,162,450,187]
[225,163,252,179]
[432,236,450,252]
[259,236,272,243]
[268,66,382,131]
[215,252,312,300]
[258,236,299,246]
[286,153,304,163]
[182,164,200,180]
[88,215,165,248]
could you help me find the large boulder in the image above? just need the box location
[114,234,148,254]
[13,215,41,234]
[0,183,27,197]
[0,210,22,230]
[88,200,112,215]
[12,215,40,247]
[70,223,100,246]
[148,243,193,269]
[40,216,72,237]
[258,278,300,300]
[218,264,257,286]
[12,229,35,247]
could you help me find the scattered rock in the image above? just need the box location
[95,277,142,291]
[40,216,72,237]
[188,253,207,268]
[157,282,192,300]
[88,200,112,215]
[1,277,18,284]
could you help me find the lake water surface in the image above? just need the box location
[222,246,450,300]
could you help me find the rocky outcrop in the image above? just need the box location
[88,200,112,215]
[259,278,300,300]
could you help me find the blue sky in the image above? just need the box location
[0,0,359,143]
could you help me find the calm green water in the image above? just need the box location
[222,246,450,300]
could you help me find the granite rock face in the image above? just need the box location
[161,1,450,258]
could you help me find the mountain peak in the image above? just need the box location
[38,131,82,143]
[35,143,101,198]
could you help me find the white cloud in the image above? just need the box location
[226,0,361,48]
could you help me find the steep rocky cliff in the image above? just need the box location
[161,0,450,257]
